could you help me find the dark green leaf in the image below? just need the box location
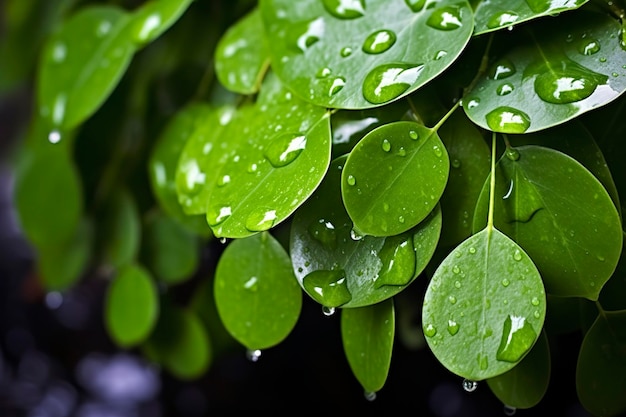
[98,188,141,269]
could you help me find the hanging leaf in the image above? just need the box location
[127,0,194,47]
[98,188,141,269]
[260,0,474,109]
[214,232,302,350]
[422,227,546,381]
[205,72,331,238]
[465,10,626,133]
[576,310,626,417]
[487,330,551,409]
[37,6,136,130]
[473,0,589,35]
[291,155,441,308]
[342,121,449,237]
[104,263,159,348]
[341,298,395,395]
[472,145,623,300]
[214,7,270,94]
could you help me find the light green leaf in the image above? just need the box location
[291,155,441,308]
[260,0,474,109]
[464,10,626,133]
[37,6,135,130]
[215,7,270,94]
[341,299,395,394]
[472,145,623,300]
[473,0,589,35]
[127,0,194,46]
[214,232,302,350]
[342,121,449,237]
[422,227,546,381]
[104,263,159,348]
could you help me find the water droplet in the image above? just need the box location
[303,269,352,307]
[423,323,437,337]
[293,17,325,52]
[245,209,278,232]
[52,94,67,126]
[376,234,416,288]
[486,107,530,133]
[409,130,419,140]
[597,254,606,262]
[328,76,346,96]
[52,42,67,63]
[434,50,448,60]
[382,138,391,152]
[432,145,443,157]
[362,29,397,54]
[447,319,459,335]
[219,237,227,244]
[134,14,162,43]
[207,205,232,227]
[322,306,336,316]
[454,280,461,289]
[488,58,516,80]
[316,67,332,78]
[513,249,523,261]
[496,314,537,362]
[48,130,62,144]
[404,0,426,12]
[503,405,517,416]
[501,278,510,287]
[350,227,363,240]
[364,390,377,401]
[448,296,457,305]
[426,6,463,30]
[599,56,607,63]
[217,174,231,187]
[531,297,540,306]
[578,38,601,55]
[322,0,366,19]
[346,174,357,186]
[496,83,514,96]
[398,215,405,223]
[468,246,476,254]
[244,276,259,291]
[466,98,480,109]
[340,46,353,57]
[97,20,113,37]
[363,63,425,104]
[505,148,520,161]
[246,349,262,362]
[462,379,478,392]
[486,11,519,29]
[533,67,606,104]
[452,265,461,274]
[247,163,258,173]
[264,132,306,167]
[308,219,338,249]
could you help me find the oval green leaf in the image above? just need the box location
[291,155,441,308]
[342,121,449,237]
[127,0,194,46]
[341,298,395,394]
[422,227,546,381]
[105,263,159,348]
[260,0,474,109]
[464,11,626,133]
[472,145,623,300]
[37,6,135,130]
[98,188,141,269]
[214,232,302,350]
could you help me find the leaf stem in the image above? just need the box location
[487,131,497,232]
[431,99,461,132]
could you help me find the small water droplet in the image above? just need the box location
[48,130,62,144]
[244,276,259,291]
[578,38,601,55]
[245,209,278,232]
[488,59,516,80]
[350,227,363,241]
[316,67,332,78]
[432,145,443,157]
[447,319,459,335]
[404,0,426,12]
[433,50,448,60]
[397,146,406,157]
[52,42,67,63]
[597,254,606,262]
[362,63,424,104]
[409,130,419,140]
[382,138,391,152]
[486,11,519,29]
[217,174,231,187]
[264,133,306,167]
[486,107,530,133]
[599,56,607,63]
[328,76,346,96]
[347,174,357,186]
[304,269,352,308]
[322,306,336,316]
[454,280,461,288]
[246,349,262,362]
[364,390,377,401]
[452,265,461,274]
[207,205,232,227]
[423,323,437,337]
[398,215,405,223]
[340,46,353,57]
[513,249,523,261]
[448,296,457,305]
[97,20,113,37]
[468,246,476,254]
[496,83,514,96]
[503,405,517,416]
[362,29,397,54]
[322,0,366,19]
[501,278,510,287]
[505,148,520,161]
[427,6,463,30]
[219,237,227,244]
[462,379,478,392]
[308,219,338,249]
[533,67,606,104]
[531,297,540,306]
[134,14,162,43]
[294,17,325,52]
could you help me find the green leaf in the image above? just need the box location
[104,263,159,348]
[342,121,449,237]
[98,188,141,269]
[214,7,270,94]
[473,0,589,35]
[260,0,474,109]
[341,298,395,394]
[422,227,546,381]
[472,145,623,300]
[576,310,626,417]
[291,155,441,308]
[214,232,302,350]
[205,72,331,238]
[127,0,194,47]
[487,330,551,409]
[14,143,83,248]
[464,10,626,133]
[37,6,135,130]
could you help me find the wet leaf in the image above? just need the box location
[342,121,449,237]
[341,298,395,394]
[576,310,626,417]
[422,227,546,381]
[472,145,623,300]
[105,263,159,348]
[260,0,474,109]
[127,0,194,47]
[464,11,626,133]
[473,0,589,35]
[291,155,441,308]
[98,188,141,269]
[205,72,331,238]
[215,7,270,94]
[214,232,302,350]
[37,6,135,130]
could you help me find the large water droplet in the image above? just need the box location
[245,209,278,232]
[533,70,605,104]
[322,0,366,19]
[496,83,514,96]
[485,106,530,133]
[362,63,424,104]
[486,11,519,29]
[375,234,416,288]
[447,319,459,335]
[381,139,391,152]
[488,58,516,80]
[293,17,325,52]
[303,269,352,307]
[496,314,537,362]
[423,323,437,337]
[405,0,426,12]
[264,133,306,167]
[426,6,463,31]
[578,38,601,55]
[308,218,338,249]
[362,29,396,54]
[207,205,232,227]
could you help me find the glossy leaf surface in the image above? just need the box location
[260,0,474,109]
[214,232,302,350]
[473,145,623,300]
[423,227,546,380]
[465,11,626,133]
[127,0,193,46]
[291,155,441,308]
[342,121,449,236]
[341,299,394,394]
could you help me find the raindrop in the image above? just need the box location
[362,63,425,104]
[52,94,67,126]
[134,14,162,43]
[462,379,478,392]
[432,145,443,157]
[503,405,517,416]
[246,349,262,362]
[531,297,540,306]
[488,59,516,80]
[513,249,523,261]
[434,50,447,60]
[316,67,332,78]
[426,6,463,31]
[217,174,231,187]
[364,390,377,401]
[496,314,537,362]
[501,278,510,287]
[505,148,520,161]
[404,0,426,12]
[468,246,476,254]
[247,163,258,173]
[496,83,514,96]
[264,132,306,167]
[597,254,606,262]
[97,20,113,37]
[485,107,530,133]
[308,219,338,249]
[398,215,405,223]
[578,38,601,55]
[294,17,325,52]
[409,130,419,140]
[466,98,480,109]
[207,205,232,227]
[322,0,366,19]
[323,306,336,316]
[486,11,519,29]
[243,276,258,291]
[362,29,397,54]
[328,76,346,96]
[423,323,437,337]
[347,174,357,186]
[454,280,461,289]
[376,234,416,287]
[448,295,457,305]
[245,208,278,232]
[179,160,205,195]
[303,269,352,307]
[52,42,67,63]
[382,138,392,152]
[48,130,62,144]
[219,237,227,244]
[350,227,363,240]
[452,265,461,274]
[533,67,606,104]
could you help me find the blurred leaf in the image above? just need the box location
[98,188,141,269]
[127,0,194,47]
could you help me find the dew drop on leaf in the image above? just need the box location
[381,138,391,152]
[488,58,516,80]
[426,6,463,31]
[496,83,514,96]
[347,174,357,186]
[52,42,67,63]
[48,130,62,144]
[533,70,605,104]
[503,405,517,416]
[505,148,520,161]
[316,67,332,78]
[362,29,397,54]
[339,46,352,57]
[423,323,437,337]
[207,205,232,227]
[485,106,531,133]
[134,13,162,43]
[292,17,325,52]
[486,11,519,29]
[496,314,537,362]
[328,76,346,96]
[364,390,377,401]
[433,50,448,60]
[244,208,278,232]
[264,132,306,167]
[447,319,460,336]
[308,218,338,249]
[375,234,416,287]
[362,63,424,104]
[404,0,426,12]
[322,0,366,19]
[303,269,352,307]
[409,130,419,140]
[578,38,601,55]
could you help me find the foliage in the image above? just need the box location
[3,0,626,414]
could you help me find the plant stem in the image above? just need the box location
[487,131,497,232]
